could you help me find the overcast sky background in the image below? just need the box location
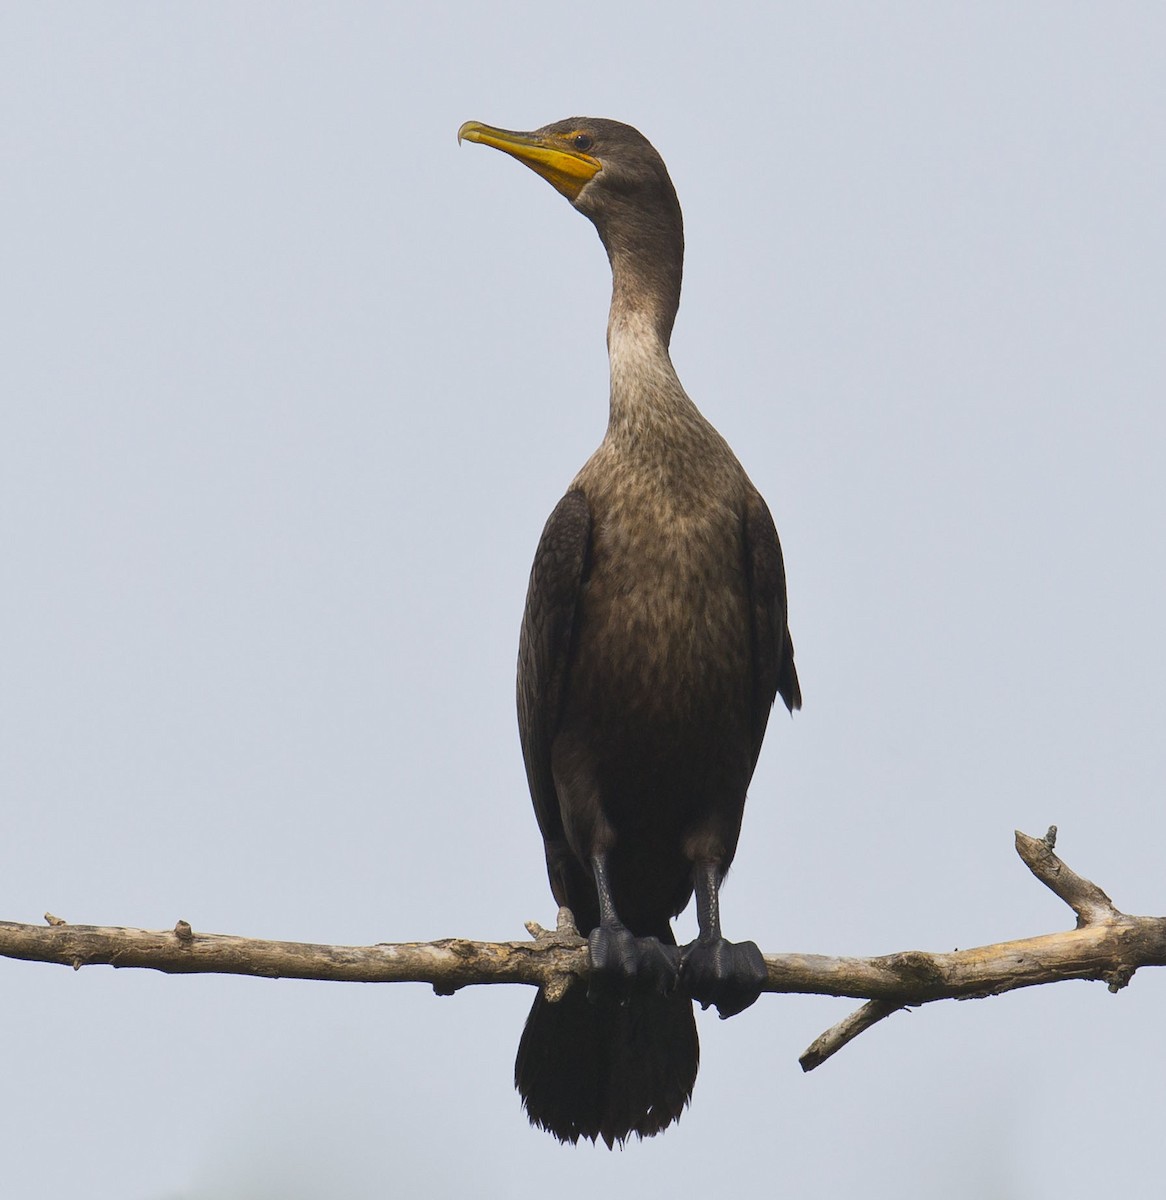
[2,5,1164,1198]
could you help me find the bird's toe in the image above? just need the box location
[588,923,680,1002]
[680,937,767,1018]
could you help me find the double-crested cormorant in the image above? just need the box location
[459,118,800,1146]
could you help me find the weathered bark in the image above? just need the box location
[3,830,1160,1069]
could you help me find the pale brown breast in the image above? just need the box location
[567,428,755,739]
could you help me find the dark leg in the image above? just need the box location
[586,852,679,1002]
[679,861,767,1018]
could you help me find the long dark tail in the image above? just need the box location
[514,984,698,1147]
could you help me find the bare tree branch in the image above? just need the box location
[2,830,1162,1071]
[795,827,1162,1068]
[0,908,592,993]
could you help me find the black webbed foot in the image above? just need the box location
[587,922,680,1004]
[679,937,767,1018]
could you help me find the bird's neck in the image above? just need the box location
[595,209,691,434]
[604,232,682,350]
[604,238,676,343]
[607,305,679,406]
[606,287,700,438]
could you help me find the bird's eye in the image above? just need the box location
[572,133,594,151]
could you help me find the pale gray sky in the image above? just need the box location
[2,5,1164,1197]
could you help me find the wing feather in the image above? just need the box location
[743,492,801,763]
[516,489,593,910]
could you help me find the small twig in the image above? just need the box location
[1014,827,1119,927]
[522,907,584,1001]
[799,1000,904,1071]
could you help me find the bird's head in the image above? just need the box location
[459,117,685,342]
[458,118,682,253]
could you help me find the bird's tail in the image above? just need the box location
[514,983,699,1147]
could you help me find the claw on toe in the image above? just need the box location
[680,937,767,1018]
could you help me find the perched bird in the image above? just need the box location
[459,118,800,1147]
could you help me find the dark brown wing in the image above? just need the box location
[744,491,801,763]
[516,489,593,912]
